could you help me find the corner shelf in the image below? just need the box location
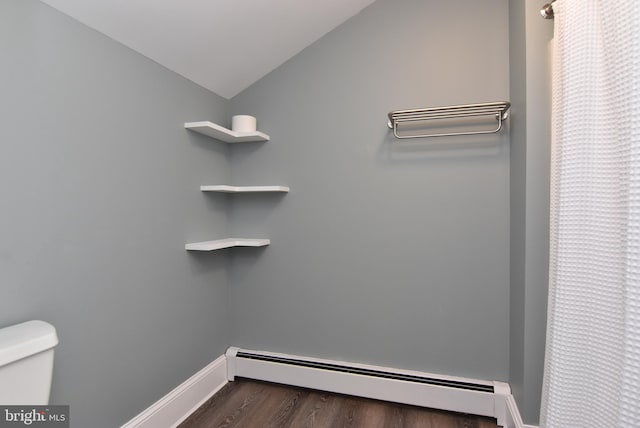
[200,185,290,193]
[185,238,270,251]
[184,121,270,143]
[185,117,278,253]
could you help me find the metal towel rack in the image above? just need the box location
[387,101,511,139]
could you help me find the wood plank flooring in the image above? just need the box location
[178,379,500,428]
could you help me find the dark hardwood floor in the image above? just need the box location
[178,379,500,428]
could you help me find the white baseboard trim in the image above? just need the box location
[504,393,539,428]
[226,347,538,428]
[121,349,539,428]
[121,355,227,428]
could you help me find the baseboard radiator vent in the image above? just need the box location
[226,347,511,427]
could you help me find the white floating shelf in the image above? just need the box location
[184,121,270,143]
[185,238,270,251]
[200,185,290,193]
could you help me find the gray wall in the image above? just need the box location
[508,0,527,418]
[0,1,230,427]
[509,0,553,424]
[229,0,511,381]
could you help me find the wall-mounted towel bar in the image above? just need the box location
[387,101,511,139]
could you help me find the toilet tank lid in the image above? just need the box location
[0,320,58,368]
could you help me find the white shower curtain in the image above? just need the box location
[541,1,640,427]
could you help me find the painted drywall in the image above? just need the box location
[39,0,377,99]
[508,0,527,419]
[508,0,553,424]
[521,1,553,423]
[229,0,511,381]
[0,1,230,427]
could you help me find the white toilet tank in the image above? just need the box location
[0,320,58,405]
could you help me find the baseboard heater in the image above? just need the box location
[226,347,511,426]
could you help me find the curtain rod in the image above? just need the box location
[540,1,555,19]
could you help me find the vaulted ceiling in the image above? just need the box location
[39,0,376,99]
